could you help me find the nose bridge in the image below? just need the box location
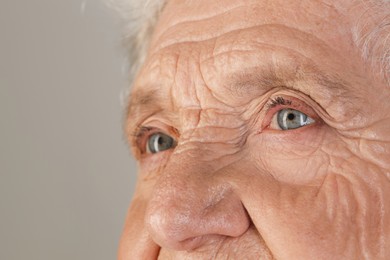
[177,107,247,160]
[145,148,250,251]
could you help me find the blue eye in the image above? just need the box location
[274,109,315,130]
[146,133,175,154]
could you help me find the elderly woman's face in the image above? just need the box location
[119,0,390,259]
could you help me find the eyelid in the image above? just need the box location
[261,95,319,131]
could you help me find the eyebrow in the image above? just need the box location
[126,66,352,137]
[126,88,159,118]
[225,64,352,102]
[125,88,166,135]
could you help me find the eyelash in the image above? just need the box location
[267,96,292,109]
[132,126,152,140]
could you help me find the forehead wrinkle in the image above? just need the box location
[152,0,353,57]
[126,47,181,132]
[151,2,250,51]
[129,12,359,134]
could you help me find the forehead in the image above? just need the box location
[127,0,372,132]
[149,0,353,55]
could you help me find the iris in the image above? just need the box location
[277,109,315,130]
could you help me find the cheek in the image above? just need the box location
[249,124,332,184]
[139,152,172,181]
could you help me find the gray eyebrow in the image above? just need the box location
[125,88,164,136]
[125,65,353,139]
[226,65,352,102]
[126,89,159,118]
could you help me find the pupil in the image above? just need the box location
[287,113,295,121]
[158,136,164,145]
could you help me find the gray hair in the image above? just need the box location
[106,0,166,81]
[352,0,390,85]
[109,0,390,86]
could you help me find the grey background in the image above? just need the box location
[0,0,137,259]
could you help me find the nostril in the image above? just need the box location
[178,235,204,251]
[147,209,232,252]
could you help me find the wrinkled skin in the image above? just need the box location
[119,0,390,259]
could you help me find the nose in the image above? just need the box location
[145,154,250,251]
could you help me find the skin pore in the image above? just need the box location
[119,0,390,259]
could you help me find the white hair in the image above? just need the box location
[106,0,166,81]
[352,0,390,85]
[108,0,390,86]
